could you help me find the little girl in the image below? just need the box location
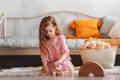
[39,16,74,75]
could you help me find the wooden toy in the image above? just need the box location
[52,71,72,76]
[79,62,104,77]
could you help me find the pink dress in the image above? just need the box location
[41,35,74,73]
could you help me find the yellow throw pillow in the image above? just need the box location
[67,19,102,38]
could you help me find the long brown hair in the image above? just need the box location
[39,16,62,57]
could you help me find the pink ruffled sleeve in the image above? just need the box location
[60,35,69,54]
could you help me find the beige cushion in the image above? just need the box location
[100,16,117,37]
[109,20,120,38]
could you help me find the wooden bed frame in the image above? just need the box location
[0,46,119,55]
[0,11,120,55]
[0,48,83,55]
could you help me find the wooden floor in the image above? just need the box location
[0,75,120,80]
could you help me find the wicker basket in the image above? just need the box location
[80,46,117,69]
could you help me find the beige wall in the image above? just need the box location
[0,0,119,17]
[0,0,119,37]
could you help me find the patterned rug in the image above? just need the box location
[0,66,120,76]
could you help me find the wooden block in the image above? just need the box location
[65,71,72,76]
[56,71,65,76]
[52,72,57,76]
[52,71,72,76]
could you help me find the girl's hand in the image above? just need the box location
[55,53,67,67]
[42,67,49,74]
[40,67,50,76]
[43,68,49,73]
[41,61,50,75]
[55,61,59,67]
[40,72,50,76]
[55,59,62,67]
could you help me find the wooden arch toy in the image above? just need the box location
[79,62,104,77]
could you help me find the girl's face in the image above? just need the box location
[45,24,56,39]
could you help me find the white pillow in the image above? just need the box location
[100,16,117,36]
[109,20,120,38]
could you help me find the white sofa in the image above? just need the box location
[0,11,120,55]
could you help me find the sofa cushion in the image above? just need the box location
[0,37,39,48]
[0,37,85,50]
[51,13,77,36]
[66,39,85,50]
[67,19,102,38]
[109,20,120,38]
[100,16,117,37]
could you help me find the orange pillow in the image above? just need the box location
[67,19,102,38]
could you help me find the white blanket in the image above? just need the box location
[0,66,120,76]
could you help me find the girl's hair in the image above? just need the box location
[39,16,62,57]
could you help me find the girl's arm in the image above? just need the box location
[42,61,49,73]
[55,52,68,67]
[55,35,69,67]
[41,54,49,74]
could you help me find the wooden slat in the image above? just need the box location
[0,48,40,55]
[0,48,81,55]
[99,38,120,47]
[0,48,119,55]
